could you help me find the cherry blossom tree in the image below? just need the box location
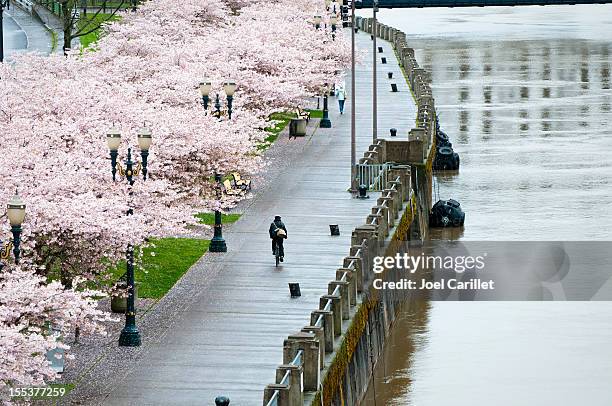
[0,0,350,386]
[0,263,114,391]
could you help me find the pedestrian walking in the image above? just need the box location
[337,86,346,114]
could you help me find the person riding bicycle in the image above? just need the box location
[269,215,287,262]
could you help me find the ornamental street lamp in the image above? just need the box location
[106,126,152,347]
[223,81,237,120]
[1,0,11,62]
[199,80,212,110]
[0,191,26,271]
[209,173,227,253]
[201,80,237,120]
[330,15,338,40]
[320,84,332,128]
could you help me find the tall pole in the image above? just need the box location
[0,0,7,63]
[209,173,227,252]
[350,0,357,192]
[372,0,378,143]
[119,149,141,347]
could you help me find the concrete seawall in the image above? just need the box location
[262,19,439,406]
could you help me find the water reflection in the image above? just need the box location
[519,109,529,132]
[361,4,612,406]
[482,110,492,136]
[458,110,469,139]
[483,85,492,104]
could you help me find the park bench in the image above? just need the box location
[231,172,252,190]
[222,179,243,196]
[295,108,311,123]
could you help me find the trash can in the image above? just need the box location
[390,128,397,137]
[289,118,307,137]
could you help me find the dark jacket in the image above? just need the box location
[269,220,287,239]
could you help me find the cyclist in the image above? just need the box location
[269,215,287,262]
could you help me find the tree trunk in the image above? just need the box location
[61,1,73,54]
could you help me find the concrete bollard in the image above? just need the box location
[352,224,378,247]
[283,332,320,392]
[320,295,342,336]
[329,281,350,320]
[385,188,400,220]
[337,268,357,306]
[276,364,303,405]
[343,256,364,293]
[310,310,334,353]
[389,180,403,206]
[379,196,395,227]
[263,384,289,405]
[391,165,411,196]
[372,205,389,237]
[366,214,382,239]
[301,326,325,368]
[408,129,426,164]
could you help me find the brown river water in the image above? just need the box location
[359,4,612,406]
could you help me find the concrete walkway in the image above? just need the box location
[85,30,416,405]
[5,2,53,57]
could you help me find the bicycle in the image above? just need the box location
[274,245,281,267]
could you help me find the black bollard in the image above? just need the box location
[357,185,369,199]
[215,396,230,406]
[378,46,383,53]
[391,83,398,92]
[390,128,397,137]
[388,72,393,79]
[381,57,387,64]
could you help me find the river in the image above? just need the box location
[359,4,612,406]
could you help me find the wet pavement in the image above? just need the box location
[3,5,52,59]
[68,31,417,405]
[2,11,27,58]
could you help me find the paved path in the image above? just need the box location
[94,30,416,405]
[2,11,28,58]
[4,2,53,58]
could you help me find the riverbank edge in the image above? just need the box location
[307,20,438,406]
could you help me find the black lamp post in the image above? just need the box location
[0,191,26,271]
[330,15,337,41]
[223,81,237,120]
[320,84,332,128]
[199,80,212,110]
[213,93,222,118]
[203,80,237,120]
[209,173,227,253]
[1,0,11,63]
[107,126,152,347]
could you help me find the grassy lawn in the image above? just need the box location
[258,109,323,150]
[112,237,210,299]
[196,212,241,225]
[263,111,296,144]
[78,13,121,48]
[307,109,323,118]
